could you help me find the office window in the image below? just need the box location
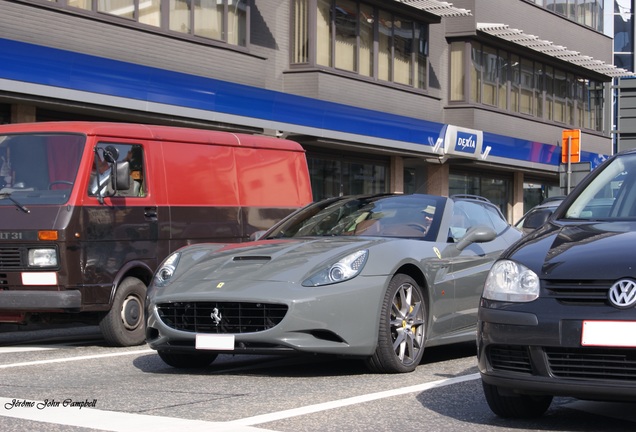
[519,58,534,115]
[456,41,605,132]
[450,41,465,101]
[297,1,430,90]
[293,0,309,64]
[99,0,134,19]
[470,42,482,103]
[43,0,248,46]
[334,0,358,72]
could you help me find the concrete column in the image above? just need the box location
[512,171,524,224]
[390,156,404,193]
[11,104,36,123]
[425,163,449,197]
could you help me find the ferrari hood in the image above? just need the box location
[170,237,384,285]
[507,221,636,280]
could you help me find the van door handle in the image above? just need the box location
[144,207,158,221]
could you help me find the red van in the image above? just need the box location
[0,122,312,345]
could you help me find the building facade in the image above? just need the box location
[0,0,631,221]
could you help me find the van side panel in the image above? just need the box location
[160,140,243,249]
[234,147,312,206]
[160,140,239,206]
[234,145,313,237]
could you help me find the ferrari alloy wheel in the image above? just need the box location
[482,381,552,418]
[366,273,427,373]
[157,351,219,369]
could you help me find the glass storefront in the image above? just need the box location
[0,104,9,124]
[522,180,561,213]
[307,153,388,200]
[449,170,512,219]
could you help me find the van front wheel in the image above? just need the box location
[100,276,146,347]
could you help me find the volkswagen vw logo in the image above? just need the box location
[608,279,636,309]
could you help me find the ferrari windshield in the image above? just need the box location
[265,194,445,240]
[0,133,85,205]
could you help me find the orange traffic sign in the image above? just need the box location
[561,129,581,164]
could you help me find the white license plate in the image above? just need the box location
[195,334,235,351]
[581,321,636,347]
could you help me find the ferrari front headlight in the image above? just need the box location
[302,250,368,287]
[483,259,539,302]
[154,252,181,287]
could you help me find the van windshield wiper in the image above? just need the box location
[0,192,30,214]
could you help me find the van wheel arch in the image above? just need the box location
[99,276,146,347]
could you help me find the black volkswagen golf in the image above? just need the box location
[477,149,636,418]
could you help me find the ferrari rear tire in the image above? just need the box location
[482,381,552,418]
[157,351,218,369]
[365,274,427,374]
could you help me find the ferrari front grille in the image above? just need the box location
[157,301,287,334]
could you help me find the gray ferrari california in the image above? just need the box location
[145,193,521,373]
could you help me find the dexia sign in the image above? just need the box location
[430,125,489,160]
[455,131,477,154]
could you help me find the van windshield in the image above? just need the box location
[0,133,85,205]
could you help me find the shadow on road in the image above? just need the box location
[417,379,636,431]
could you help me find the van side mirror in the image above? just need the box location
[103,145,119,164]
[114,161,131,191]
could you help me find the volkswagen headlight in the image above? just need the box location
[303,250,368,287]
[483,259,539,302]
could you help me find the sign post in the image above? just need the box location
[562,129,581,194]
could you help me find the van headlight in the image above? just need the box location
[483,259,539,302]
[28,248,58,267]
[303,250,368,286]
[154,252,181,287]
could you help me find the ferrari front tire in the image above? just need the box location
[365,274,427,374]
[157,351,219,369]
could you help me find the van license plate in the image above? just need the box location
[581,321,636,347]
[195,334,235,350]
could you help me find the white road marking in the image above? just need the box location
[228,373,480,426]
[0,349,154,369]
[0,346,61,354]
[0,366,480,432]
[0,397,277,432]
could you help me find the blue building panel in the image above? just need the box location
[0,38,604,168]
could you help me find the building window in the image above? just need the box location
[614,0,634,72]
[449,171,512,220]
[41,0,248,46]
[450,41,465,101]
[527,0,604,32]
[307,153,388,200]
[455,40,605,132]
[293,0,310,64]
[294,0,430,90]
